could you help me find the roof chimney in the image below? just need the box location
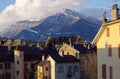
[102,12,107,24]
[110,4,119,20]
[42,54,45,60]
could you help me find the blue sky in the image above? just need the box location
[0,0,15,13]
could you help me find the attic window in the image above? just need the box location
[106,28,110,37]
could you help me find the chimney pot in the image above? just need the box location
[111,4,119,20]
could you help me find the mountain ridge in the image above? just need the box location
[15,9,101,42]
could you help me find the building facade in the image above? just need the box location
[92,4,120,79]
[0,46,41,79]
[47,55,80,79]
[59,43,97,79]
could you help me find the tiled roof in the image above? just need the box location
[74,44,88,53]
[37,60,49,66]
[74,44,97,53]
[0,46,42,62]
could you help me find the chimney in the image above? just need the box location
[110,4,119,20]
[102,12,107,24]
[42,54,45,60]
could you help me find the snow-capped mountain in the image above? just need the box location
[15,9,101,42]
[0,20,44,37]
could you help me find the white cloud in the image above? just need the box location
[0,0,84,27]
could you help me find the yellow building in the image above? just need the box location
[92,4,120,79]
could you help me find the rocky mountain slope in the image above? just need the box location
[16,9,101,41]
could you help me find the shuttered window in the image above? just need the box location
[108,45,112,57]
[118,44,120,58]
[109,66,113,79]
[102,64,106,78]
[106,28,110,37]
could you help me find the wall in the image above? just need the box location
[97,22,120,79]
[56,62,80,79]
[47,56,56,79]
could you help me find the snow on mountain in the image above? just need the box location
[0,20,44,37]
[26,29,38,34]
[16,9,101,42]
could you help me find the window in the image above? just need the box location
[31,63,34,69]
[108,45,112,57]
[2,74,4,79]
[25,63,28,71]
[67,66,72,73]
[118,44,120,58]
[17,71,19,75]
[62,51,64,56]
[46,67,48,71]
[8,73,11,79]
[106,28,110,37]
[109,66,113,79]
[67,52,69,55]
[102,64,106,78]
[6,73,11,79]
[0,64,3,69]
[73,66,78,72]
[17,61,19,64]
[20,54,22,57]
[5,63,11,69]
[6,73,7,79]
[0,74,1,79]
[58,66,64,73]
[45,76,48,79]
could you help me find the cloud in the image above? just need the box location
[0,0,84,27]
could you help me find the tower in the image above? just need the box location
[14,47,24,79]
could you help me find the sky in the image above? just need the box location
[0,0,120,27]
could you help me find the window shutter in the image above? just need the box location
[106,28,110,37]
[108,45,112,57]
[102,64,106,78]
[109,66,113,79]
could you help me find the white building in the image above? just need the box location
[47,54,80,79]
[37,49,80,79]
